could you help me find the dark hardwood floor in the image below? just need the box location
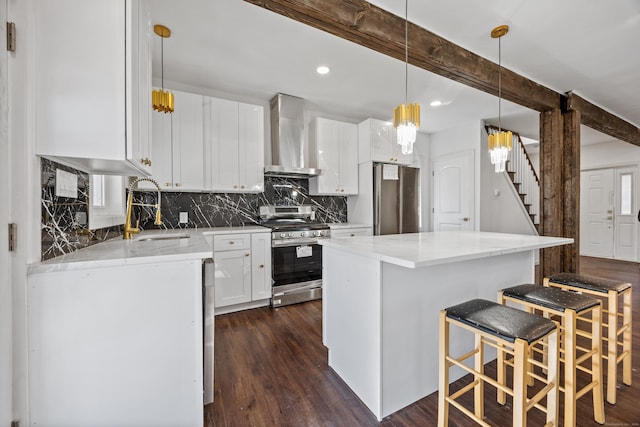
[206,257,640,426]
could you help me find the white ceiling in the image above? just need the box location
[148,0,640,145]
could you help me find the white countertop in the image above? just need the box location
[318,231,573,269]
[29,226,270,274]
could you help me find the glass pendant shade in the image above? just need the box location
[488,130,513,173]
[394,103,420,154]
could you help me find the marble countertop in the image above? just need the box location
[29,226,270,274]
[318,231,573,269]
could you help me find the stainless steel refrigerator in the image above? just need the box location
[373,163,419,235]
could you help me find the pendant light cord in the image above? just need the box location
[161,36,165,91]
[498,35,502,132]
[404,0,408,105]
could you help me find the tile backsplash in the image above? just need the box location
[41,159,347,260]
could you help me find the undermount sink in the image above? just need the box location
[134,232,191,242]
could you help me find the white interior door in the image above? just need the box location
[614,166,638,261]
[581,169,614,257]
[433,150,474,231]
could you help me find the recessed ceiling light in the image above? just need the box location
[430,100,443,107]
[316,65,330,75]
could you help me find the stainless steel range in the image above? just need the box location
[259,205,330,307]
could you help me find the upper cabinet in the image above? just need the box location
[34,0,152,176]
[309,118,358,196]
[148,90,204,190]
[358,118,413,165]
[203,97,264,193]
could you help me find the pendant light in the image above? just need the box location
[393,0,420,155]
[152,24,174,114]
[488,25,512,173]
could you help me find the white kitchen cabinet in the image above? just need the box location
[358,118,412,165]
[34,0,153,176]
[213,249,252,308]
[146,90,204,190]
[251,233,272,300]
[330,227,373,238]
[211,231,272,311]
[204,97,264,193]
[309,118,358,195]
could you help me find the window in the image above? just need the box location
[620,173,632,215]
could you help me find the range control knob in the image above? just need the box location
[287,232,293,238]
[280,233,286,238]
[300,231,307,237]
[314,230,322,237]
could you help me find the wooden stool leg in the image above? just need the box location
[564,310,577,427]
[474,333,484,421]
[592,305,605,424]
[438,310,449,427]
[546,330,559,427]
[512,339,527,427]
[623,289,632,386]
[497,292,507,405]
[607,290,618,404]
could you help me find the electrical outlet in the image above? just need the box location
[179,212,189,224]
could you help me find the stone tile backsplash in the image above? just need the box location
[41,159,347,260]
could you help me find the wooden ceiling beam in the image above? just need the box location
[244,0,562,111]
[566,92,640,146]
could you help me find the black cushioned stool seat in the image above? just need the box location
[439,298,559,427]
[544,273,632,404]
[547,272,631,294]
[445,298,557,343]
[499,284,605,427]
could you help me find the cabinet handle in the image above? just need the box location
[245,253,250,257]
[350,233,355,237]
[147,158,152,166]
[175,183,180,187]
[165,182,171,187]
[341,189,344,192]
[259,264,264,268]
[241,185,245,189]
[229,241,235,245]
[233,185,238,189]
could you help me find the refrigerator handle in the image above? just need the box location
[374,164,381,235]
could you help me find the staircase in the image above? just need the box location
[488,126,540,231]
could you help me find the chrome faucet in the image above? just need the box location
[123,177,163,239]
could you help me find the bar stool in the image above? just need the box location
[499,284,605,426]
[544,273,632,404]
[438,299,559,427]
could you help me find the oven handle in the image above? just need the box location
[272,238,323,247]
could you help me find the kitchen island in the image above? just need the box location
[318,231,573,421]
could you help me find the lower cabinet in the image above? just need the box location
[213,231,271,311]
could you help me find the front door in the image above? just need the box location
[580,166,638,261]
[433,150,474,231]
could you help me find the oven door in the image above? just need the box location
[272,243,322,287]
[271,242,323,307]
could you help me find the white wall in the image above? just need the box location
[581,140,640,170]
[9,0,43,423]
[429,120,483,230]
[414,132,430,231]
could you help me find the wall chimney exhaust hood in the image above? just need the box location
[264,93,322,177]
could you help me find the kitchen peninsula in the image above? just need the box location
[319,231,573,421]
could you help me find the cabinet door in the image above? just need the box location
[35,1,126,161]
[148,106,173,189]
[331,227,373,238]
[206,97,240,192]
[315,120,341,195]
[369,120,396,163]
[238,103,265,192]
[338,123,359,195]
[127,0,152,174]
[172,91,204,190]
[214,250,252,308]
[251,233,272,300]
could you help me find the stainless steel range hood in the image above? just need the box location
[264,93,322,177]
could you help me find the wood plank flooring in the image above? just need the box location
[206,256,640,426]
